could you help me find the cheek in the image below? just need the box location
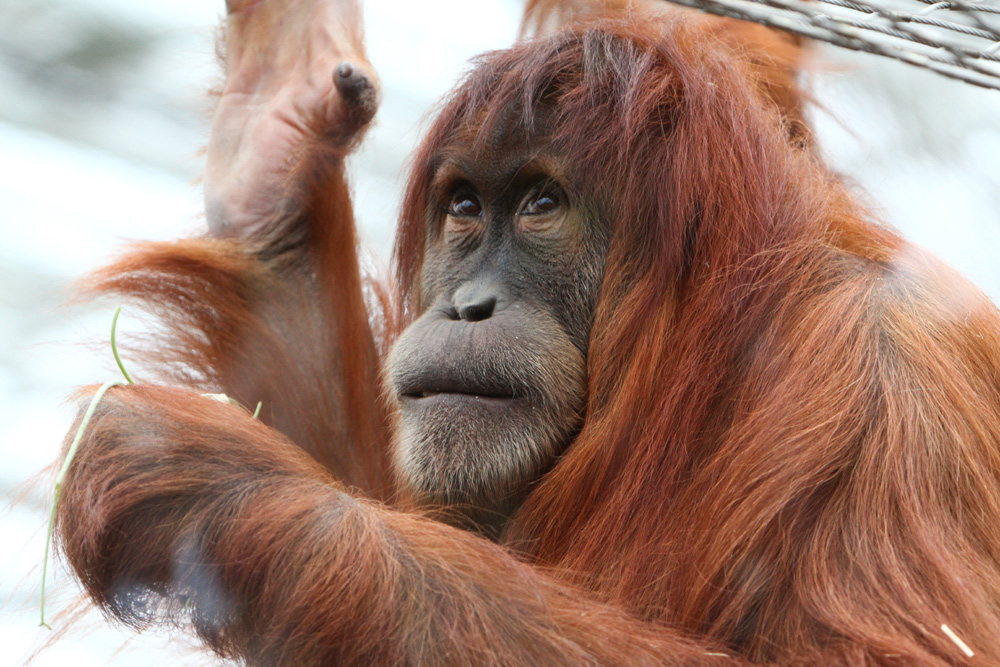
[517,248,606,354]
[418,249,471,308]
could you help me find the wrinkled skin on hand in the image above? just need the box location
[206,0,379,236]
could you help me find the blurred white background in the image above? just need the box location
[1,1,999,664]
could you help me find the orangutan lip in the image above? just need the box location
[396,373,522,401]
[402,390,518,401]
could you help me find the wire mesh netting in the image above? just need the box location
[661,0,1000,90]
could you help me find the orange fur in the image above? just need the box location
[54,5,1000,666]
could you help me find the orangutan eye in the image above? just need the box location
[447,191,483,217]
[520,187,561,216]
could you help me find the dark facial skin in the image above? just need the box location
[386,132,609,536]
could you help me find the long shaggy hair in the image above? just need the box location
[398,14,1000,662]
[59,6,1000,664]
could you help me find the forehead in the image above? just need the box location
[427,105,563,187]
[430,152,565,196]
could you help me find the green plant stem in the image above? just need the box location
[110,306,135,385]
[40,379,126,629]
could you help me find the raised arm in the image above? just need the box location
[84,0,390,494]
